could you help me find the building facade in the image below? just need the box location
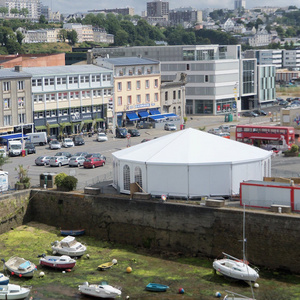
[23,65,113,136]
[0,66,33,135]
[93,28,114,44]
[96,57,161,129]
[168,9,202,27]
[234,0,246,9]
[0,0,41,20]
[244,49,282,68]
[257,65,276,105]
[87,7,134,16]
[282,49,300,70]
[147,0,169,17]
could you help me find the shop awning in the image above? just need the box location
[94,118,104,122]
[126,112,140,121]
[59,122,71,127]
[149,115,165,120]
[49,124,59,128]
[150,109,161,115]
[35,125,47,130]
[83,119,93,124]
[138,111,149,118]
[161,113,179,118]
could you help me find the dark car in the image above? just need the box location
[73,135,85,146]
[116,127,128,138]
[24,142,36,154]
[128,129,140,137]
[242,111,258,117]
[253,109,267,116]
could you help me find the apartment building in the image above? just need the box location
[282,49,300,70]
[63,23,94,43]
[93,28,114,44]
[244,49,282,68]
[147,0,169,17]
[0,0,40,20]
[96,57,161,128]
[93,45,261,114]
[0,66,33,135]
[169,8,202,28]
[23,65,113,136]
[87,7,134,16]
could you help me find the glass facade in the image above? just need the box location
[243,60,255,94]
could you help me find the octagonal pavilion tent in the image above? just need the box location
[112,128,272,198]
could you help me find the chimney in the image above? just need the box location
[15,65,22,72]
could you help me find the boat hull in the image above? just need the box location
[0,284,30,300]
[146,283,169,292]
[60,229,85,236]
[4,257,36,278]
[98,262,114,271]
[39,256,76,269]
[78,283,121,299]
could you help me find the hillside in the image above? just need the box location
[22,42,72,54]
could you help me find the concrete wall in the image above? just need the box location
[25,190,300,273]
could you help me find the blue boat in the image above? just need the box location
[0,273,9,285]
[146,283,169,292]
[60,229,85,236]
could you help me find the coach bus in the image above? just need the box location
[235,125,295,151]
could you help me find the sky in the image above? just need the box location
[45,0,299,14]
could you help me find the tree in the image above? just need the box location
[0,7,8,16]
[115,29,129,46]
[16,31,24,45]
[67,30,78,45]
[39,15,47,24]
[275,26,285,38]
[19,8,28,17]
[58,29,67,42]
[10,8,18,16]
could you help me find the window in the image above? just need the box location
[178,90,181,99]
[117,96,122,106]
[18,113,26,123]
[70,92,74,99]
[127,96,132,105]
[136,80,140,89]
[92,75,100,82]
[205,75,209,82]
[154,93,159,102]
[18,81,24,90]
[117,82,122,91]
[154,79,158,87]
[107,89,112,95]
[3,115,11,126]
[145,80,149,89]
[51,94,55,101]
[69,76,78,84]
[3,81,10,91]
[187,64,190,70]
[58,93,63,101]
[165,91,168,101]
[107,74,111,81]
[18,97,25,107]
[173,91,176,99]
[32,79,42,87]
[134,167,143,189]
[45,94,50,102]
[44,78,54,86]
[123,165,130,191]
[136,95,141,104]
[127,81,131,91]
[3,98,10,109]
[34,95,43,103]
[146,94,150,103]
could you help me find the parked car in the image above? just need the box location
[35,156,51,166]
[68,156,86,167]
[83,157,105,168]
[73,135,85,146]
[73,152,88,157]
[218,125,230,133]
[49,156,69,167]
[208,128,222,135]
[136,121,152,129]
[253,109,267,116]
[49,140,61,150]
[128,129,140,137]
[24,142,36,154]
[242,111,258,117]
[97,132,108,142]
[62,138,74,148]
[278,100,289,106]
[47,135,57,144]
[116,127,128,138]
[86,153,106,161]
[55,152,72,159]
[164,123,177,131]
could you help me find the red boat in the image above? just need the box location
[39,255,76,269]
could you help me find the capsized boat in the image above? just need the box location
[39,254,76,269]
[78,281,122,298]
[0,284,31,300]
[51,235,87,257]
[2,256,36,278]
[213,252,259,283]
[0,273,9,285]
[146,283,169,292]
[60,229,85,236]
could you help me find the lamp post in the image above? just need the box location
[18,98,24,152]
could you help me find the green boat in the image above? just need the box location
[146,283,169,292]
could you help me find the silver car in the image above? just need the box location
[69,156,86,167]
[49,156,69,167]
[49,140,61,150]
[35,156,51,166]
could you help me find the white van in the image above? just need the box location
[8,140,22,156]
[27,132,47,146]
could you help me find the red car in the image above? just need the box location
[83,157,105,168]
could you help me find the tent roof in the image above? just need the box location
[112,128,272,165]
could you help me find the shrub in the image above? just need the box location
[54,173,67,187]
[290,144,299,153]
[61,176,78,191]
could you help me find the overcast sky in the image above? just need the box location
[45,0,299,14]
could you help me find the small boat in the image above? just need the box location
[2,256,36,278]
[78,281,122,298]
[51,235,87,257]
[223,290,256,300]
[0,283,31,300]
[97,259,117,271]
[39,254,76,269]
[60,229,85,236]
[146,283,169,292]
[0,273,9,285]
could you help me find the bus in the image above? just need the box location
[235,125,295,151]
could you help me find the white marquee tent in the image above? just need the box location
[112,128,272,198]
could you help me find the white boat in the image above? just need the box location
[51,235,87,257]
[0,273,9,285]
[223,290,256,299]
[2,256,36,278]
[39,255,76,269]
[213,206,259,284]
[78,281,122,298]
[0,283,31,299]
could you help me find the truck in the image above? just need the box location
[26,132,47,146]
[8,140,22,156]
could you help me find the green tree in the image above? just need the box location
[58,29,67,42]
[67,30,78,45]
[115,29,129,46]
[119,20,136,44]
[16,31,24,45]
[19,8,28,17]
[10,8,18,16]
[275,26,285,38]
[105,13,121,35]
[0,7,8,16]
[39,15,47,24]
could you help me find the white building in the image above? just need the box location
[112,128,271,197]
[282,49,300,70]
[0,0,40,20]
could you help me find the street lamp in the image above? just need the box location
[18,98,24,151]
